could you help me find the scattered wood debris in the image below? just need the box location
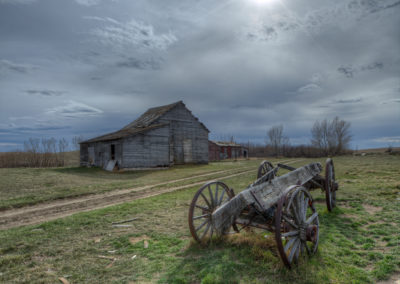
[97,255,115,261]
[58,277,70,284]
[112,224,133,228]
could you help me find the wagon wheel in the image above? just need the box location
[275,185,319,268]
[257,160,274,179]
[188,181,236,243]
[325,158,338,212]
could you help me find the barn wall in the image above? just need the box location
[156,104,208,164]
[122,126,170,168]
[84,140,123,168]
[80,144,89,166]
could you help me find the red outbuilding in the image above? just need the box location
[208,141,248,161]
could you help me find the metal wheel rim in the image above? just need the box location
[188,181,234,243]
[257,160,274,179]
[275,185,319,268]
[325,158,336,211]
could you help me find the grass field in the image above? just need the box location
[0,158,265,210]
[0,155,399,283]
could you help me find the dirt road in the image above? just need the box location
[0,159,302,230]
[0,167,256,229]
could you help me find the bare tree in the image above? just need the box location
[24,138,40,167]
[311,117,351,155]
[267,125,289,156]
[311,119,331,155]
[58,138,69,166]
[41,138,57,167]
[331,116,351,154]
[72,135,84,151]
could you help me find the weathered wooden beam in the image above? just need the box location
[211,162,322,234]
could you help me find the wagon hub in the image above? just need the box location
[306,225,318,242]
[299,223,307,241]
[298,223,318,242]
[333,182,339,191]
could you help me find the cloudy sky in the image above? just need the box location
[0,0,399,151]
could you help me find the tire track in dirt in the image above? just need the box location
[0,167,253,217]
[0,167,256,229]
[0,159,302,230]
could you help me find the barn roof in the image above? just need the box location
[210,141,245,147]
[121,100,209,132]
[81,124,167,143]
[81,101,209,144]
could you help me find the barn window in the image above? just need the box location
[111,144,115,160]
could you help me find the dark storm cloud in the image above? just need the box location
[0,125,70,132]
[0,0,35,4]
[115,57,161,70]
[338,62,384,78]
[0,59,35,74]
[24,89,65,96]
[335,98,362,104]
[380,99,400,105]
[361,62,384,71]
[354,0,400,14]
[338,66,355,78]
[0,0,399,150]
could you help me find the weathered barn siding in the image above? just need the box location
[80,144,89,166]
[154,103,208,164]
[80,101,209,169]
[80,140,122,167]
[122,126,170,168]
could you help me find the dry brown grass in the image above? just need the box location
[0,151,79,168]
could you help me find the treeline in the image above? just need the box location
[247,143,352,158]
[247,116,352,158]
[0,136,84,168]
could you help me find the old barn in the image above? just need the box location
[80,101,209,169]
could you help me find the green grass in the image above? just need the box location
[0,159,266,210]
[0,155,399,283]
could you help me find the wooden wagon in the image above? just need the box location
[188,159,339,268]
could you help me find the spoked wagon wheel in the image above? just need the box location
[188,181,235,243]
[325,158,338,212]
[257,160,274,179]
[275,185,319,268]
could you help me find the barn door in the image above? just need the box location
[88,146,95,165]
[183,139,193,163]
[110,144,115,160]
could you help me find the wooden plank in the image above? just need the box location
[104,160,116,171]
[211,162,322,234]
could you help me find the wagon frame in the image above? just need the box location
[188,159,339,268]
